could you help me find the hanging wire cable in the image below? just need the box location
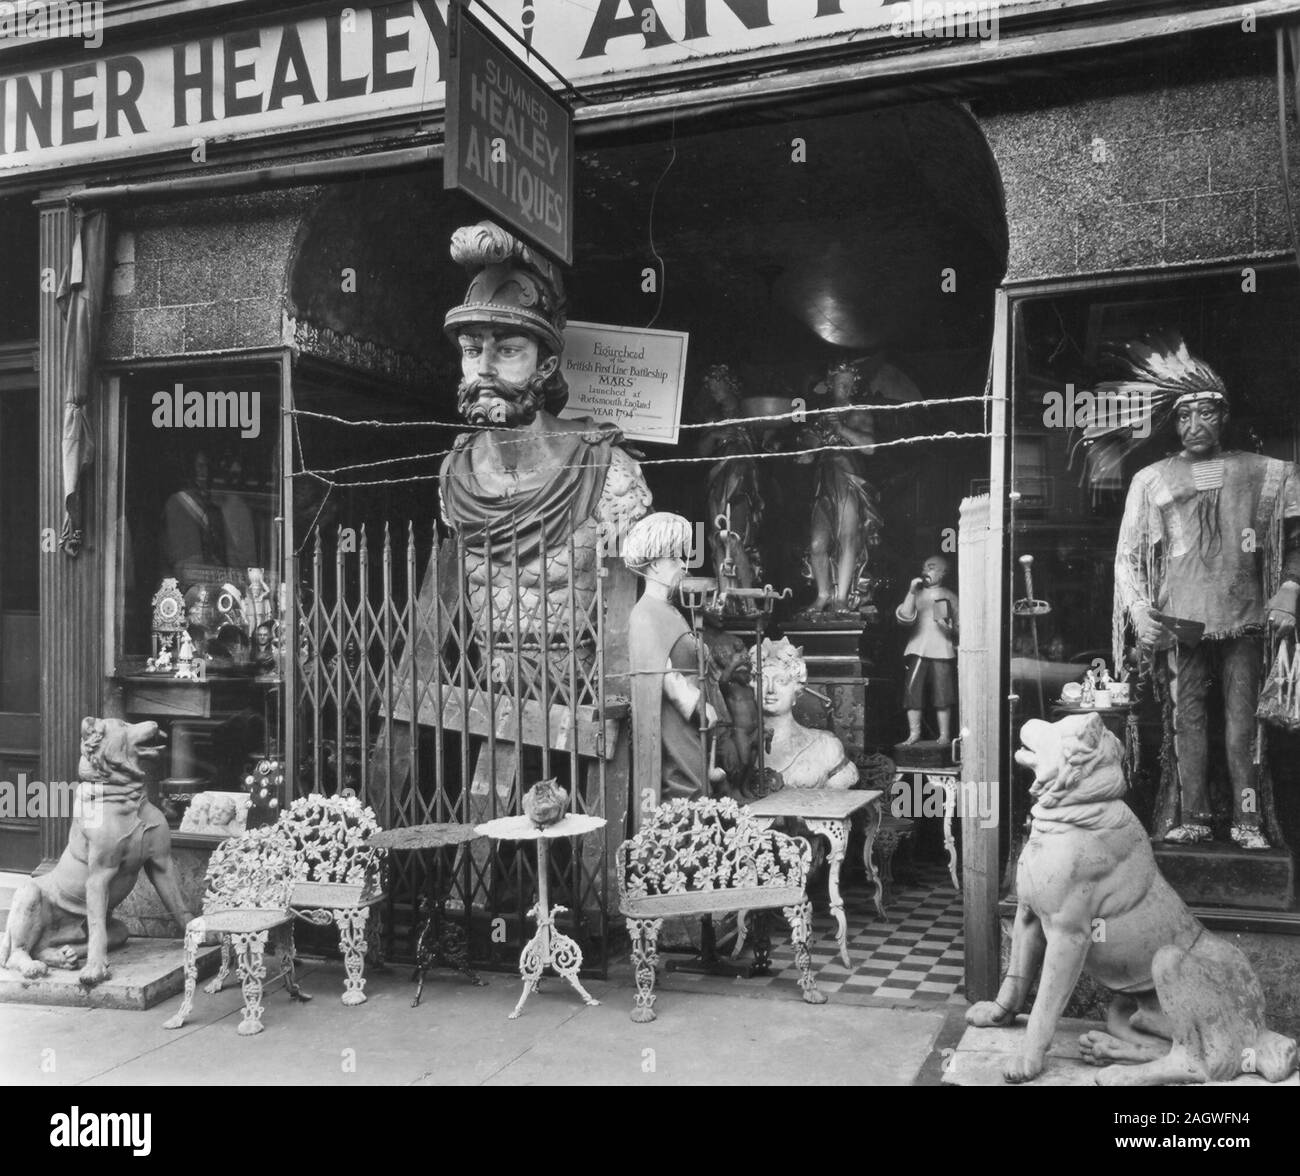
[289,394,985,433]
[291,429,991,489]
[644,106,678,329]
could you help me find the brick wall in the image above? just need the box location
[101,188,319,360]
[977,61,1300,281]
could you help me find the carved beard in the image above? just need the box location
[456,372,549,427]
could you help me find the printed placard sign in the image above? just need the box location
[558,321,688,445]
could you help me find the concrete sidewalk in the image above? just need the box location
[0,957,952,1086]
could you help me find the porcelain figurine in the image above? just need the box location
[246,567,273,634]
[175,630,202,680]
[146,638,174,674]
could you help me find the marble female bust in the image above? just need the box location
[753,637,857,791]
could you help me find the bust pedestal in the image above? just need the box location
[777,619,892,756]
[1153,842,1295,911]
[892,739,954,770]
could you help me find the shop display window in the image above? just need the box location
[1008,266,1300,907]
[109,367,283,836]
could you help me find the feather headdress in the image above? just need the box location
[1069,331,1228,491]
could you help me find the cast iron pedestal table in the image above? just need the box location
[475,812,606,1019]
[742,789,883,967]
[369,823,486,1006]
[892,764,962,892]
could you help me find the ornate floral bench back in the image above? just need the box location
[202,824,298,914]
[617,797,812,915]
[272,793,388,908]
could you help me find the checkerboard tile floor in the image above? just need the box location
[752,863,965,1004]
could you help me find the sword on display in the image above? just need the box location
[1014,554,1052,716]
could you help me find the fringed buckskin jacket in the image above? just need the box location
[1113,451,1300,666]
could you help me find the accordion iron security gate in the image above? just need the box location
[290,521,636,976]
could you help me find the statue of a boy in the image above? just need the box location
[895,554,959,746]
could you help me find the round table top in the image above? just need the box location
[475,813,606,841]
[369,823,483,851]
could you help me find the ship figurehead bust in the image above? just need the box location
[437,222,652,701]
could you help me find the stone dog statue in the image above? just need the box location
[968,712,1298,1085]
[0,718,194,987]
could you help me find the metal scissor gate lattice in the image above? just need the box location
[291,521,635,976]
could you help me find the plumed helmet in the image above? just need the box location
[443,221,567,357]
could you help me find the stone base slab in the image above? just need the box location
[0,938,218,1010]
[942,1017,1299,1087]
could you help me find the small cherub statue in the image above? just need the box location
[895,554,959,745]
[181,793,211,832]
[208,794,242,835]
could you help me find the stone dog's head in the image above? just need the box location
[79,717,167,786]
[1015,712,1127,810]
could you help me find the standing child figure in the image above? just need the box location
[895,554,959,746]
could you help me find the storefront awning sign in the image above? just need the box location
[558,321,688,445]
[444,7,573,264]
[0,1,1121,179]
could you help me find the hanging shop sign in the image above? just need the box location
[558,321,688,445]
[444,6,572,263]
[0,0,1118,176]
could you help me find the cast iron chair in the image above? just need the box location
[280,793,387,1005]
[162,824,310,1036]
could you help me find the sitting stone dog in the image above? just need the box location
[0,717,193,987]
[967,712,1297,1085]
